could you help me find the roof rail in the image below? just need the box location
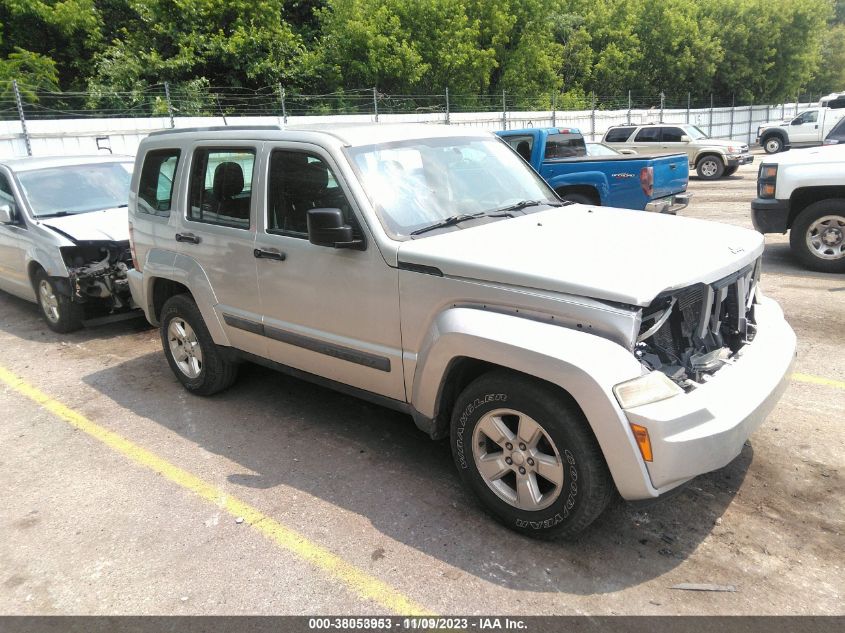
[147,125,283,137]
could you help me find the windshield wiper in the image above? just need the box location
[35,211,73,218]
[492,199,567,214]
[410,212,486,236]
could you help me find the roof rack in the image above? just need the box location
[147,125,283,137]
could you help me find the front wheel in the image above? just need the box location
[450,371,613,539]
[789,200,845,273]
[696,156,725,180]
[160,294,239,395]
[33,269,84,333]
[763,136,784,154]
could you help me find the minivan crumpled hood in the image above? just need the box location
[397,206,764,307]
[40,207,129,242]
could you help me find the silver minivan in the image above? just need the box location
[0,155,135,332]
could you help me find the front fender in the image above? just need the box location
[411,308,658,499]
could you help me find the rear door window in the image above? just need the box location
[188,149,255,229]
[634,127,661,142]
[604,127,635,143]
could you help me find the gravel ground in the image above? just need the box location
[0,152,842,616]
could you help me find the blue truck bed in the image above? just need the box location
[497,128,690,213]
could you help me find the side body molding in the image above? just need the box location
[411,308,659,500]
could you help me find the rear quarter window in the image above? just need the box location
[138,149,180,217]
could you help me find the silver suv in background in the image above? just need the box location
[128,124,795,539]
[603,123,753,180]
[0,155,135,332]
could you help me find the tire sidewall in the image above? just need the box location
[160,295,210,392]
[763,136,783,154]
[696,155,724,180]
[451,376,602,537]
[790,201,845,273]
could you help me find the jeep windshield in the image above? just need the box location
[348,136,560,238]
[17,162,133,218]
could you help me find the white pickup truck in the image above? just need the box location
[751,145,845,272]
[757,103,845,154]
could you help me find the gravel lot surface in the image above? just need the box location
[1,151,842,616]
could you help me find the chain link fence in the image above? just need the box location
[0,80,827,158]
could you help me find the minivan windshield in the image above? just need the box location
[17,162,133,218]
[348,136,560,238]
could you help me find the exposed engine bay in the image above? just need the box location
[635,260,760,386]
[59,240,134,310]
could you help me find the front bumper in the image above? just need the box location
[645,192,692,215]
[727,154,755,167]
[623,297,796,493]
[751,198,790,233]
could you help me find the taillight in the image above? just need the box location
[640,166,654,198]
[128,222,141,272]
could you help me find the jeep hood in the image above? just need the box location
[397,206,764,307]
[39,207,129,243]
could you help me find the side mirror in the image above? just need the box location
[307,208,361,249]
[0,203,14,224]
[679,135,691,142]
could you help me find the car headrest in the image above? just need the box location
[213,162,244,200]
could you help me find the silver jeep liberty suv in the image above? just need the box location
[128,124,795,538]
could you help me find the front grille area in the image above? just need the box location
[637,259,760,382]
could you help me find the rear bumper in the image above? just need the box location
[622,297,796,494]
[751,198,790,233]
[645,192,692,215]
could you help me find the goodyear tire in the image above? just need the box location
[450,370,614,539]
[160,294,239,395]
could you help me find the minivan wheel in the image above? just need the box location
[33,269,83,333]
[160,294,239,395]
[789,200,845,273]
[450,371,613,539]
[696,155,725,180]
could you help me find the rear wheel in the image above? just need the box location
[33,269,83,333]
[789,200,845,273]
[696,155,725,180]
[160,294,239,395]
[450,371,613,539]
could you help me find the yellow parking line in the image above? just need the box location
[0,365,432,616]
[792,373,845,391]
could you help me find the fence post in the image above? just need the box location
[686,92,690,124]
[215,94,228,126]
[590,93,596,141]
[278,83,287,125]
[163,82,175,128]
[747,101,753,145]
[728,95,735,140]
[765,104,770,126]
[708,94,713,137]
[445,87,450,125]
[551,92,556,127]
[502,89,507,130]
[12,80,31,157]
[659,91,665,123]
[373,87,379,123]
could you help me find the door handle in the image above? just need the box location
[175,232,200,244]
[254,248,286,261]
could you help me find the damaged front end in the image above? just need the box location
[635,259,761,386]
[60,240,135,311]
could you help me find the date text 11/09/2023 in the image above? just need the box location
[308,617,528,630]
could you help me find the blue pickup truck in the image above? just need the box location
[497,128,690,213]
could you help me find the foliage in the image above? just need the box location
[0,0,839,107]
